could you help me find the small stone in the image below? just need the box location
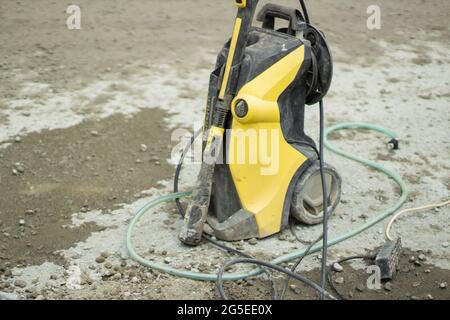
[90,130,99,137]
[14,279,27,288]
[424,269,431,274]
[384,282,393,291]
[334,277,344,284]
[25,210,35,215]
[289,284,301,295]
[442,242,449,248]
[418,254,426,261]
[140,144,148,152]
[161,250,167,256]
[14,136,21,143]
[163,258,171,264]
[148,248,155,254]
[248,238,258,246]
[149,156,160,162]
[333,262,344,272]
[411,296,421,301]
[13,163,25,174]
[100,252,109,258]
[19,219,25,226]
[104,262,112,269]
[95,256,105,264]
[439,282,447,289]
[356,284,365,292]
[412,281,421,288]
[426,294,434,300]
[409,256,416,263]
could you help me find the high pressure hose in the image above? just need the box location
[126,122,409,291]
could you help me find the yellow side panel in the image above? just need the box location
[229,46,307,237]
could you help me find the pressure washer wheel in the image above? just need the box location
[291,161,342,225]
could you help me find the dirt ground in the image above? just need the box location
[0,0,449,300]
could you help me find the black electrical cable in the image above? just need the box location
[318,99,329,299]
[299,0,310,24]
[216,258,336,300]
[280,233,323,299]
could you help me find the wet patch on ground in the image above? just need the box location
[0,108,173,267]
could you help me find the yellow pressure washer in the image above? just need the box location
[179,0,341,245]
[127,0,409,300]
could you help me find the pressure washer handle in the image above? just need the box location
[218,0,259,104]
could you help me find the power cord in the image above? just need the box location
[385,199,450,241]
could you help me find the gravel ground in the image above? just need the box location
[0,0,449,300]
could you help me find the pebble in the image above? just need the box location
[409,256,416,263]
[418,254,426,261]
[439,282,447,289]
[248,238,258,245]
[19,219,25,226]
[289,284,301,295]
[14,136,21,143]
[163,258,171,264]
[90,130,99,137]
[384,282,393,291]
[14,279,27,288]
[426,294,434,300]
[101,252,110,258]
[442,242,449,248]
[95,256,105,264]
[412,281,421,288]
[140,144,148,152]
[333,262,344,272]
[104,262,112,269]
[25,209,35,215]
[13,163,25,174]
[334,277,344,284]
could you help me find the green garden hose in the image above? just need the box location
[126,122,409,282]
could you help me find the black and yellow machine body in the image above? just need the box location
[180,0,339,245]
